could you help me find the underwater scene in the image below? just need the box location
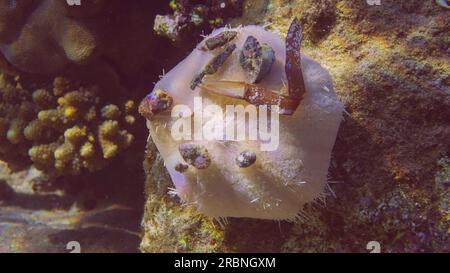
[0,0,449,255]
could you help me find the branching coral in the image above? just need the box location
[0,73,137,177]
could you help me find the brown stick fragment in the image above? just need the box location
[285,18,306,100]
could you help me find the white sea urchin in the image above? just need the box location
[140,19,343,220]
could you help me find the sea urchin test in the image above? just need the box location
[139,19,343,220]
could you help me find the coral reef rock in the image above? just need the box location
[154,0,244,42]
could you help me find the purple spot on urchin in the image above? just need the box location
[179,143,211,169]
[236,150,256,168]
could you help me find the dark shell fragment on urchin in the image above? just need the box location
[201,30,238,51]
[235,150,256,168]
[239,36,275,83]
[190,43,237,90]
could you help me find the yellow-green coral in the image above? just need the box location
[32,89,54,108]
[29,144,58,170]
[0,73,137,176]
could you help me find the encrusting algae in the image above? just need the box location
[0,74,136,177]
